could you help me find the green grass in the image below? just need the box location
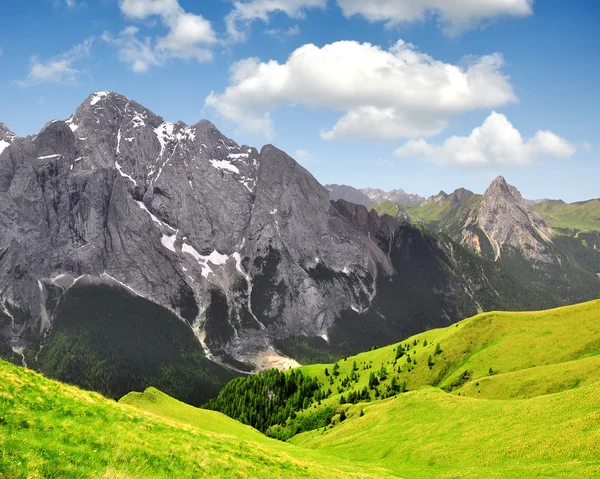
[291,384,600,478]
[5,300,600,478]
[0,361,393,479]
[370,200,402,218]
[534,199,600,231]
[298,299,600,405]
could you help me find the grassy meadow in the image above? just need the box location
[0,361,392,479]
[3,300,600,478]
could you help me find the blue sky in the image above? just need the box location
[0,0,598,202]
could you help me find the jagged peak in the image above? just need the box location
[0,121,16,140]
[451,187,474,196]
[87,90,126,106]
[484,176,523,202]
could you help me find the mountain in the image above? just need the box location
[382,177,600,305]
[325,184,373,205]
[0,122,17,156]
[462,176,556,263]
[0,92,591,402]
[361,187,425,206]
[326,184,425,206]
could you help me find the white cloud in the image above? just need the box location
[106,0,216,71]
[226,0,325,42]
[205,40,516,141]
[581,141,593,152]
[394,111,576,167]
[17,38,92,87]
[336,0,533,36]
[102,28,161,73]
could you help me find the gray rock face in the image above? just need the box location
[474,176,556,263]
[0,92,383,366]
[0,122,17,156]
[1,93,556,371]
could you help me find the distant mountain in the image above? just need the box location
[385,176,600,304]
[325,184,373,205]
[325,184,425,206]
[361,188,425,206]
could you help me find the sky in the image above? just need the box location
[0,0,598,202]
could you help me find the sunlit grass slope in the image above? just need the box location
[0,361,393,479]
[299,299,600,403]
[291,383,600,478]
[534,199,600,231]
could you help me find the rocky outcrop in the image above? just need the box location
[0,122,17,156]
[469,177,556,263]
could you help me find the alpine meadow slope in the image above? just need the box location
[3,301,600,478]
[0,360,393,479]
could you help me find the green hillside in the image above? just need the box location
[291,383,600,478]
[298,299,600,405]
[5,300,600,478]
[0,360,391,479]
[534,199,600,231]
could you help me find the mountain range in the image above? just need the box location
[1,91,598,404]
[326,184,425,206]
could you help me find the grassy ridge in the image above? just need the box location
[0,360,392,479]
[534,199,600,231]
[291,384,600,478]
[298,300,600,405]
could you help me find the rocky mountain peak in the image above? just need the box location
[476,177,555,263]
[0,122,17,156]
[485,176,523,202]
[427,190,449,204]
[0,122,15,139]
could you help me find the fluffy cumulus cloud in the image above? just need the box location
[205,40,516,140]
[103,0,216,71]
[337,0,533,35]
[394,111,576,167]
[226,0,326,42]
[17,39,92,87]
